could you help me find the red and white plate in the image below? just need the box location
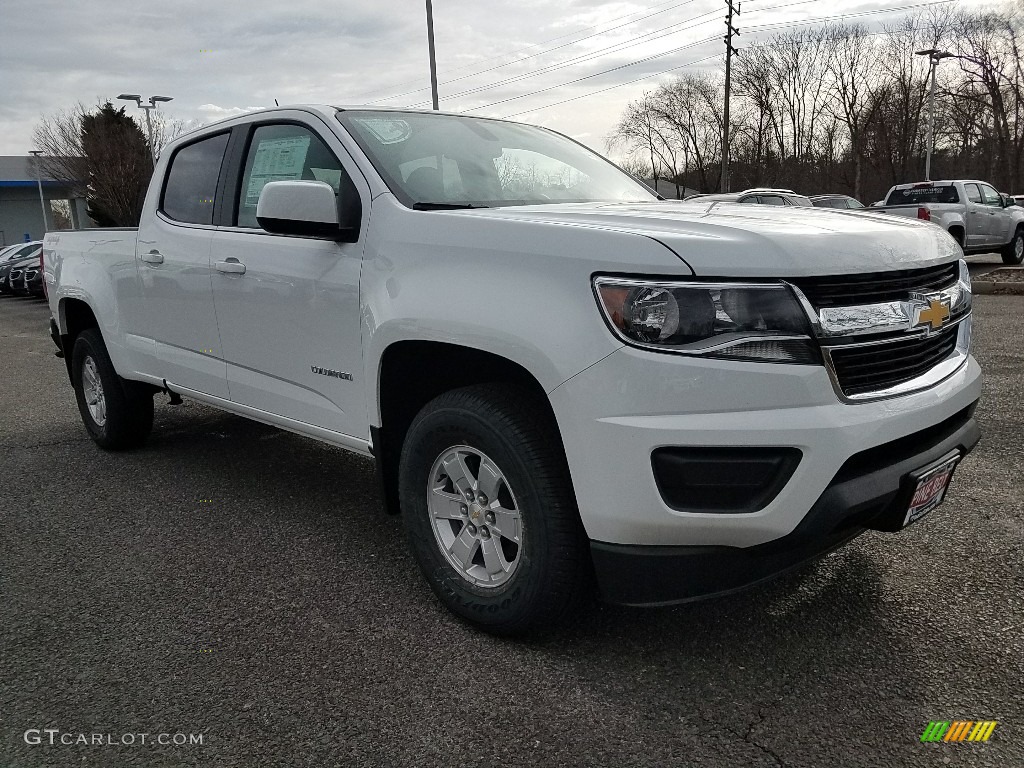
[903,453,961,528]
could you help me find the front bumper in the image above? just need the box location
[589,403,978,605]
[550,343,982,549]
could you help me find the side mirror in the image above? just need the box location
[256,180,359,241]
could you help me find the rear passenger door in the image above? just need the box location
[136,131,231,398]
[208,115,369,440]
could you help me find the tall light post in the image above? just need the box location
[424,1,439,110]
[28,150,49,234]
[117,94,174,162]
[915,49,954,181]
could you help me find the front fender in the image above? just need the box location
[360,197,689,425]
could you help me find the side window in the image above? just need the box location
[980,184,1002,207]
[964,184,983,204]
[759,195,785,206]
[162,133,229,225]
[237,124,352,229]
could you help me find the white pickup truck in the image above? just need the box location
[872,180,1024,265]
[44,106,981,635]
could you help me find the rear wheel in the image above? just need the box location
[1001,227,1024,265]
[72,329,153,450]
[398,384,590,636]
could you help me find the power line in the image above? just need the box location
[355,0,692,103]
[490,0,958,120]
[408,7,725,109]
[466,35,720,114]
[458,0,823,116]
[501,54,721,118]
[741,0,958,36]
[403,0,823,110]
[370,0,819,108]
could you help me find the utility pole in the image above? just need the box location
[28,150,49,234]
[720,0,740,193]
[425,0,440,110]
[915,49,953,182]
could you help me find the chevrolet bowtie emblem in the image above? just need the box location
[916,299,951,330]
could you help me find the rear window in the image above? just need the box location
[885,185,959,205]
[162,133,230,225]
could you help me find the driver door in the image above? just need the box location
[208,117,369,439]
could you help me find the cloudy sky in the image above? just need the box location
[0,0,999,158]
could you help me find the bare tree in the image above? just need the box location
[610,6,1024,200]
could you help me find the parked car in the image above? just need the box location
[872,180,1024,264]
[687,188,814,206]
[810,194,865,209]
[21,261,45,297]
[6,256,40,296]
[0,242,42,294]
[0,250,41,295]
[45,106,980,635]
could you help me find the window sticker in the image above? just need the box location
[244,135,311,207]
[352,118,412,145]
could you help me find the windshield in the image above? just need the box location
[886,185,959,205]
[337,110,657,208]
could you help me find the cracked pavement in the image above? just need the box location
[1,289,1021,767]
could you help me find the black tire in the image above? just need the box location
[398,384,591,636]
[949,227,966,251]
[71,328,154,450]
[1001,227,1024,265]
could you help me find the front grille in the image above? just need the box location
[10,269,23,281]
[829,324,960,397]
[791,263,958,308]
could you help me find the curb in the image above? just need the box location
[972,280,1024,295]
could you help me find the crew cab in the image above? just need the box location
[44,106,981,635]
[873,180,1024,264]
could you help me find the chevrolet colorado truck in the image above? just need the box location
[44,106,981,635]
[872,179,1024,264]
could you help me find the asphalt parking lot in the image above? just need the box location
[1,288,1021,768]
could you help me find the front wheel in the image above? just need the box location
[1001,227,1024,265]
[398,385,591,636]
[72,329,154,450]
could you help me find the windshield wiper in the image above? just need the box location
[412,202,489,211]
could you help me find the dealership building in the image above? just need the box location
[0,156,92,246]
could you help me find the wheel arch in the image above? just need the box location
[373,340,566,516]
[58,297,100,382]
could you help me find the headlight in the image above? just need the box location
[594,277,820,364]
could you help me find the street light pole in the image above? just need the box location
[915,49,953,181]
[425,0,439,110]
[28,150,49,235]
[117,94,174,163]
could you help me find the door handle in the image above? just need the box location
[215,258,246,275]
[141,250,164,265]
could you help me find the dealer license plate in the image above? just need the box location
[903,453,960,527]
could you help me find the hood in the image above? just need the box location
[452,200,961,277]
